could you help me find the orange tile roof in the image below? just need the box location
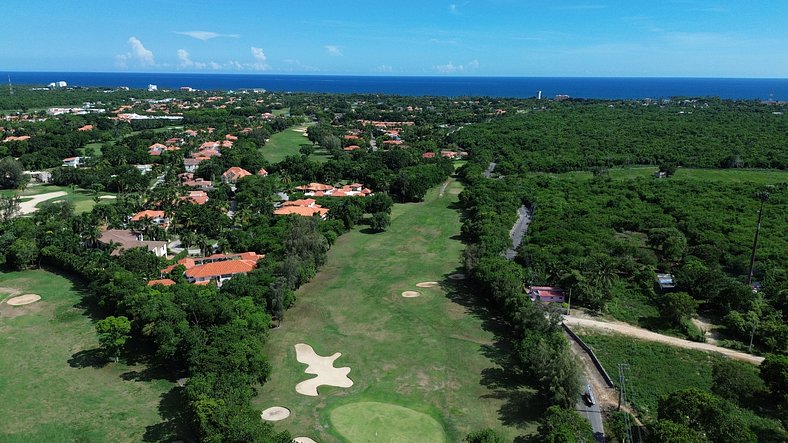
[77,125,94,131]
[185,259,257,279]
[147,278,176,287]
[257,168,268,176]
[131,210,166,221]
[222,166,252,182]
[295,182,334,192]
[273,206,329,217]
[283,198,316,207]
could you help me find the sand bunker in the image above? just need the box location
[294,343,353,396]
[260,406,290,421]
[6,294,41,306]
[448,273,467,280]
[18,191,68,215]
[401,291,421,298]
[293,438,317,443]
[416,282,439,288]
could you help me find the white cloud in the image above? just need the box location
[374,64,393,73]
[175,31,240,41]
[449,4,458,14]
[116,37,154,68]
[129,37,155,65]
[250,46,270,70]
[433,59,480,73]
[177,49,206,69]
[325,45,343,56]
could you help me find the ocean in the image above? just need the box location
[4,71,788,100]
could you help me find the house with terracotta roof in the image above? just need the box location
[147,278,176,287]
[2,135,31,143]
[257,168,268,177]
[274,199,329,219]
[77,124,94,131]
[296,182,371,198]
[184,129,198,137]
[221,167,252,184]
[181,190,209,205]
[161,252,263,287]
[130,210,169,228]
[98,229,168,257]
[183,158,203,173]
[422,152,436,159]
[225,134,238,141]
[343,145,361,151]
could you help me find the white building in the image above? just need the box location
[148,84,158,92]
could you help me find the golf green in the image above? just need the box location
[330,402,446,442]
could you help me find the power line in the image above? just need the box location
[618,363,634,443]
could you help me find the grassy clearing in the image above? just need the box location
[0,184,115,214]
[329,401,446,442]
[543,167,788,184]
[0,269,175,442]
[272,108,290,116]
[577,333,723,417]
[263,124,330,164]
[254,180,536,442]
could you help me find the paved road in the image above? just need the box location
[503,205,530,260]
[564,315,764,364]
[576,396,606,443]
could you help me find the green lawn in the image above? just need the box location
[0,269,177,442]
[330,402,446,443]
[254,179,536,442]
[263,123,330,164]
[544,167,788,184]
[1,184,115,214]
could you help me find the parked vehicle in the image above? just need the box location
[582,384,596,406]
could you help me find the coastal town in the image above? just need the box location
[1,82,786,443]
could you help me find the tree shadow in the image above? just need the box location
[441,267,544,429]
[68,348,108,369]
[143,386,194,442]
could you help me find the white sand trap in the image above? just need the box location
[6,294,41,306]
[416,281,439,288]
[449,273,467,280]
[293,438,317,443]
[294,343,353,396]
[18,191,68,215]
[260,406,290,421]
[99,195,117,200]
[402,291,421,298]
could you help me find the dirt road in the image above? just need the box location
[564,315,763,364]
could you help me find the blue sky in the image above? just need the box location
[2,0,787,77]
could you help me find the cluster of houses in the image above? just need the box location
[295,182,372,197]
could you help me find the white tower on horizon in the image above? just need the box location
[537,90,542,100]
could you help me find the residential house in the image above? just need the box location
[526,286,565,303]
[98,229,168,257]
[130,210,169,228]
[274,199,329,219]
[656,273,675,290]
[77,124,94,131]
[134,164,154,174]
[257,168,268,177]
[221,167,252,184]
[182,190,209,205]
[62,156,87,167]
[24,171,52,184]
[183,158,202,173]
[147,278,176,287]
[161,252,263,287]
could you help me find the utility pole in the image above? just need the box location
[618,363,634,443]
[747,192,768,285]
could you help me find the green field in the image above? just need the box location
[577,333,725,417]
[545,166,788,184]
[263,124,331,164]
[0,184,115,214]
[0,269,177,442]
[330,402,446,443]
[254,179,535,442]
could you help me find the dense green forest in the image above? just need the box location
[449,99,788,171]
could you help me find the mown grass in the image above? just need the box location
[0,184,115,214]
[254,180,537,442]
[0,269,175,442]
[329,401,446,443]
[263,124,330,164]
